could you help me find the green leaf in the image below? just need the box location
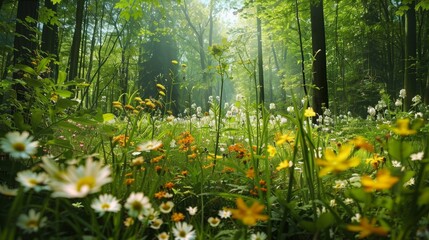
[418,188,429,206]
[316,212,335,230]
[13,112,30,131]
[57,71,67,85]
[55,121,81,131]
[31,109,43,130]
[299,220,317,232]
[51,0,61,4]
[55,99,78,109]
[347,188,370,203]
[388,138,413,161]
[46,139,73,149]
[36,58,50,74]
[14,64,36,76]
[55,89,73,98]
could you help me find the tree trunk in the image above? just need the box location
[404,1,416,110]
[13,0,39,101]
[256,6,265,107]
[41,0,59,80]
[310,0,329,116]
[68,0,85,82]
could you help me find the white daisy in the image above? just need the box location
[250,232,268,240]
[218,209,231,219]
[42,156,112,198]
[124,192,152,218]
[16,170,48,192]
[172,222,196,240]
[16,209,47,233]
[159,201,174,214]
[0,131,38,159]
[186,206,197,216]
[136,140,163,152]
[207,217,221,227]
[150,218,163,229]
[91,194,121,216]
[157,232,169,240]
[142,207,159,222]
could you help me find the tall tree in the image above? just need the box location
[256,4,265,107]
[404,0,417,110]
[310,0,329,116]
[68,0,85,82]
[41,0,59,79]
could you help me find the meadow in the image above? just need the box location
[0,84,428,240]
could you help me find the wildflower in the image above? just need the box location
[404,178,415,187]
[160,201,175,214]
[347,217,388,238]
[124,217,134,227]
[208,217,221,227]
[16,209,47,233]
[316,144,360,176]
[171,60,179,65]
[16,170,48,192]
[112,101,122,109]
[157,232,169,240]
[159,91,166,97]
[72,202,83,208]
[276,160,293,171]
[412,95,422,104]
[351,213,361,222]
[218,209,232,219]
[361,169,399,192]
[171,212,185,222]
[365,154,385,169]
[154,191,166,199]
[349,136,374,152]
[91,194,121,216]
[172,222,196,240]
[131,156,145,166]
[125,178,135,185]
[344,198,354,205]
[367,107,376,117]
[330,199,337,207]
[124,104,134,111]
[42,157,112,198]
[286,106,294,112]
[304,107,316,117]
[333,180,347,189]
[250,232,268,240]
[269,103,276,110]
[410,151,424,161]
[124,192,152,218]
[275,133,294,145]
[150,218,163,229]
[392,118,416,136]
[0,184,18,196]
[391,160,402,168]
[186,206,198,216]
[164,181,175,189]
[229,198,269,226]
[112,134,130,147]
[399,89,406,98]
[246,167,255,179]
[267,145,276,157]
[0,131,38,159]
[395,99,402,107]
[136,140,163,152]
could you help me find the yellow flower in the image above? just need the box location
[365,154,385,169]
[393,118,416,136]
[347,217,388,238]
[229,198,269,226]
[267,145,276,157]
[171,212,185,222]
[349,136,374,153]
[316,144,360,176]
[246,167,255,179]
[156,83,166,91]
[275,133,294,145]
[361,169,399,192]
[304,107,316,117]
[276,160,293,171]
[171,60,179,65]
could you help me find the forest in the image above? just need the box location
[0,0,428,239]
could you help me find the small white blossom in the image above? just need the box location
[410,151,424,161]
[399,89,406,98]
[404,178,415,187]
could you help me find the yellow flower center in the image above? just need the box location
[179,230,187,237]
[26,219,38,229]
[12,142,26,152]
[76,176,95,192]
[131,201,143,212]
[101,203,110,210]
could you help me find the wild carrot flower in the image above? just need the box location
[171,212,185,222]
[16,209,47,233]
[250,232,268,240]
[316,144,360,176]
[347,217,388,238]
[276,160,293,171]
[229,198,269,226]
[160,201,175,213]
[136,140,163,152]
[16,170,48,192]
[172,222,196,240]
[304,107,316,117]
[91,194,121,216]
[124,192,152,218]
[361,169,399,192]
[42,157,112,198]
[392,118,416,136]
[208,217,221,227]
[0,131,38,159]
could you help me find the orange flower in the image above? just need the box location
[154,191,166,199]
[112,134,130,147]
[229,198,269,226]
[361,169,399,192]
[181,170,189,176]
[350,136,374,152]
[164,182,175,189]
[151,155,165,163]
[222,167,235,173]
[246,167,255,179]
[125,178,135,185]
[347,217,389,238]
[171,212,185,222]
